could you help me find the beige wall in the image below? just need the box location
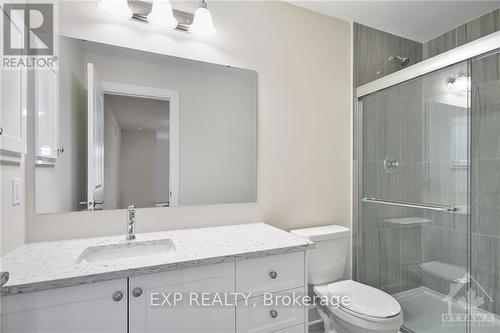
[155,138,169,205]
[103,100,122,210]
[119,129,156,208]
[1,162,25,255]
[25,1,352,242]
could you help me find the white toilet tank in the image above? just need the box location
[291,225,350,285]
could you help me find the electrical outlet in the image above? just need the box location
[12,178,21,206]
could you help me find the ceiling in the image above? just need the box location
[289,1,500,42]
[105,94,170,138]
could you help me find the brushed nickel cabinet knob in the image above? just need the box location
[132,287,143,297]
[112,291,123,302]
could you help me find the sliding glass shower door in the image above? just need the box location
[470,50,500,332]
[357,60,471,333]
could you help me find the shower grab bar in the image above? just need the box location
[362,197,458,213]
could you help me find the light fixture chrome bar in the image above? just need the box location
[131,9,193,32]
[356,30,500,98]
[362,197,458,213]
[1,272,9,287]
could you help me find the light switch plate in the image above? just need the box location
[12,178,21,206]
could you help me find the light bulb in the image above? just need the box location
[147,0,177,30]
[447,75,469,92]
[446,77,456,90]
[98,0,133,19]
[190,6,216,38]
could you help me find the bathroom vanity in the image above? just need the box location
[0,223,312,333]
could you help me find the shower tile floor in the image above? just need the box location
[395,287,500,333]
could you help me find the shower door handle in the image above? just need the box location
[362,197,458,213]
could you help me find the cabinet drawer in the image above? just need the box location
[236,252,304,296]
[273,324,304,333]
[236,288,305,333]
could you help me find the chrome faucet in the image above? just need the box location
[126,205,136,241]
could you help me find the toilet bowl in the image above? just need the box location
[290,225,403,333]
[314,279,403,333]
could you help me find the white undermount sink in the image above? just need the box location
[76,239,175,263]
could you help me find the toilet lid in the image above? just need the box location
[325,280,401,319]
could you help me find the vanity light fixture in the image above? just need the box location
[147,0,177,31]
[446,73,470,92]
[189,0,216,38]
[98,0,133,19]
[98,0,216,38]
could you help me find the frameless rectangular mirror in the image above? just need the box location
[34,36,257,214]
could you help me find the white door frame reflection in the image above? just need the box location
[86,77,180,210]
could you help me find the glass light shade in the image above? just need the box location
[147,0,177,30]
[98,0,133,19]
[190,7,216,38]
[447,75,470,91]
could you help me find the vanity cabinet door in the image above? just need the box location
[129,262,235,333]
[0,279,127,333]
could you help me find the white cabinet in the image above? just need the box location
[0,252,306,333]
[236,288,306,333]
[272,324,305,333]
[0,13,27,162]
[236,253,306,333]
[236,252,304,297]
[129,262,235,333]
[0,279,127,333]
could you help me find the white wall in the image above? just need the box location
[26,1,352,242]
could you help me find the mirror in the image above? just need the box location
[34,36,257,214]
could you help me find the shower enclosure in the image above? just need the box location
[354,32,500,333]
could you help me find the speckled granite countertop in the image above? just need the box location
[0,223,313,296]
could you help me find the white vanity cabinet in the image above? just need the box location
[236,252,306,333]
[236,252,305,297]
[236,288,306,333]
[0,279,127,333]
[129,262,235,333]
[1,252,307,333]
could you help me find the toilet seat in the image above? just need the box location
[314,279,402,323]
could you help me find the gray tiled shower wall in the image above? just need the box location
[355,8,500,88]
[355,7,500,316]
[469,53,500,316]
[423,9,500,59]
[353,23,422,87]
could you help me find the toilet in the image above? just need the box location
[291,225,403,333]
